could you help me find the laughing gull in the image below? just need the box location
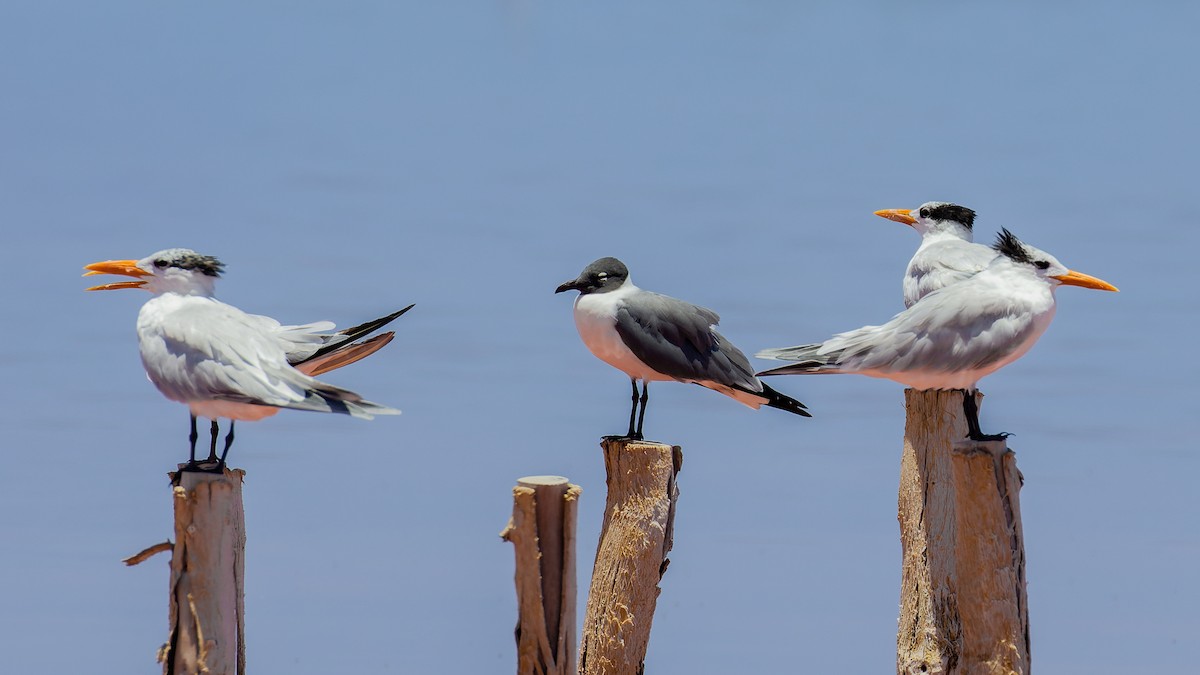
[555,257,810,440]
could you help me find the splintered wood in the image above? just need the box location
[159,468,247,675]
[898,389,1030,675]
[579,439,682,675]
[501,475,582,675]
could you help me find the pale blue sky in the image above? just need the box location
[1,2,1196,673]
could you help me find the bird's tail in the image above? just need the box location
[218,383,401,419]
[754,343,843,377]
[278,379,402,419]
[306,383,401,419]
[295,304,414,368]
[295,332,395,376]
[338,398,402,420]
[759,382,812,417]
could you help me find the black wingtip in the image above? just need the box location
[335,304,415,338]
[761,382,812,418]
[755,361,826,378]
[370,303,415,328]
[299,304,416,365]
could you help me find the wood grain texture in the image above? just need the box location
[898,389,1029,675]
[160,468,246,675]
[502,476,581,675]
[579,439,682,675]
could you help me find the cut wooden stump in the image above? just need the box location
[501,475,582,675]
[579,438,682,675]
[898,389,1030,675]
[157,468,247,675]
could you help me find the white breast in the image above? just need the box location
[572,284,671,382]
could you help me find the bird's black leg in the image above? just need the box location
[962,389,1008,442]
[634,382,649,441]
[626,379,639,439]
[217,421,235,470]
[206,420,220,463]
[188,415,199,464]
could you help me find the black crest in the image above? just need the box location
[179,253,224,277]
[155,249,225,277]
[992,228,1033,264]
[926,203,976,230]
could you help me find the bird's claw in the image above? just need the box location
[603,433,645,442]
[966,432,1011,443]
[179,459,226,474]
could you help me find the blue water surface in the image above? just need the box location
[1,2,1196,673]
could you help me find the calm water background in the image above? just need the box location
[2,2,1197,673]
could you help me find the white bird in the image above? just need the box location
[874,201,998,307]
[756,230,1117,440]
[555,257,809,440]
[84,248,409,469]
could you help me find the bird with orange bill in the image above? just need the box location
[756,230,1118,441]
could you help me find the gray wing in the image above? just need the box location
[760,275,1040,376]
[615,292,761,392]
[238,312,344,363]
[142,301,398,417]
[905,241,998,307]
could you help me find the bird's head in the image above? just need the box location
[83,248,225,296]
[555,257,630,295]
[874,201,976,239]
[991,229,1118,292]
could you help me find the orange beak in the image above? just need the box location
[874,208,917,226]
[83,259,151,291]
[1051,270,1119,292]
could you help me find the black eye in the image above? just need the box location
[153,259,168,268]
[1034,260,1050,270]
[919,207,930,218]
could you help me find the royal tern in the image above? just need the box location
[84,248,409,469]
[756,230,1117,440]
[555,257,810,440]
[874,202,997,308]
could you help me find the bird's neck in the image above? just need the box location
[919,226,972,244]
[147,278,218,297]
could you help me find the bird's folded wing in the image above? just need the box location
[289,304,413,367]
[815,282,1039,374]
[147,303,334,407]
[926,242,997,274]
[615,294,760,391]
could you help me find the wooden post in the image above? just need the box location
[501,475,582,675]
[579,439,682,675]
[898,389,1030,675]
[158,468,247,675]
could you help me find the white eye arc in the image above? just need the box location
[597,272,608,279]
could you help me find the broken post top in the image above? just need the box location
[517,475,570,488]
[601,437,684,473]
[170,465,245,487]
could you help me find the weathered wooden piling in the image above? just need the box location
[898,389,1029,675]
[579,438,682,675]
[502,475,582,675]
